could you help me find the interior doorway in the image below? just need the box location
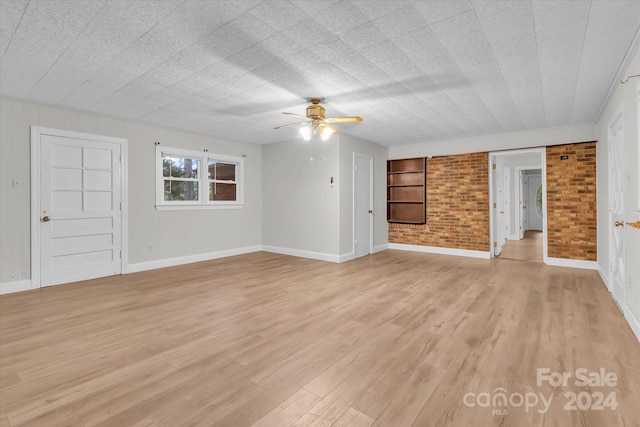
[489,148,546,263]
[31,127,128,288]
[353,153,373,258]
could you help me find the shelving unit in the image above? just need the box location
[387,157,426,224]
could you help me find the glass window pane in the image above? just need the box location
[169,156,199,178]
[162,158,171,177]
[209,183,236,201]
[207,160,215,179]
[216,162,236,181]
[164,180,199,201]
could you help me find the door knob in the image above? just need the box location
[41,216,51,222]
[368,210,373,214]
[615,220,624,227]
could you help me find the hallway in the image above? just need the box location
[499,231,543,263]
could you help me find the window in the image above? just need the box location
[156,146,243,210]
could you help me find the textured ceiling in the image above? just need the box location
[1,0,639,146]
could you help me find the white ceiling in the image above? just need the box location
[1,0,638,146]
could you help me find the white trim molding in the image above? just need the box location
[339,252,356,263]
[372,243,389,254]
[262,245,341,263]
[545,258,599,270]
[125,245,262,273]
[624,306,640,342]
[388,243,491,259]
[0,280,34,295]
[597,263,610,291]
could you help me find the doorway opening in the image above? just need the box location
[489,148,546,263]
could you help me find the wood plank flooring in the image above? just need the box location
[498,231,543,263]
[1,250,639,427]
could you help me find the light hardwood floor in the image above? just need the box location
[498,231,543,263]
[1,251,639,427]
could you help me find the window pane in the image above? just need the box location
[164,180,199,201]
[162,158,171,177]
[216,162,236,181]
[167,156,199,178]
[209,183,236,201]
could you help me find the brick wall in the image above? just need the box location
[388,152,489,251]
[546,142,597,260]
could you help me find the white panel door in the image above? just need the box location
[354,155,372,258]
[40,135,122,286]
[609,117,625,305]
[522,176,530,232]
[494,157,506,255]
[527,175,543,231]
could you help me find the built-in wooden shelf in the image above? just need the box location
[387,158,426,224]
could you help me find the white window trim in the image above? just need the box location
[155,145,244,210]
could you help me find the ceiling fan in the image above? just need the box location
[274,98,363,141]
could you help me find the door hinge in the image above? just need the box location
[354,239,358,246]
[119,154,122,163]
[119,250,122,258]
[493,242,497,248]
[354,165,358,171]
[119,202,122,210]
[493,202,497,208]
[492,163,496,169]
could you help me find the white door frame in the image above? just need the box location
[489,147,547,262]
[30,126,129,289]
[353,152,374,257]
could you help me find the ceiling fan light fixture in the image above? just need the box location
[274,98,362,142]
[320,126,333,141]
[300,126,312,141]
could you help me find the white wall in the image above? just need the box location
[338,134,388,255]
[596,42,640,334]
[0,97,262,288]
[262,136,341,257]
[389,123,595,159]
[261,132,388,260]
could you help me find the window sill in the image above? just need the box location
[155,204,244,211]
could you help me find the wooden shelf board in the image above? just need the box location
[387,201,424,204]
[387,184,424,188]
[387,170,425,175]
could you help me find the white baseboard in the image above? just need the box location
[0,279,34,295]
[372,243,388,253]
[597,263,611,291]
[624,306,640,342]
[388,243,491,259]
[124,245,262,273]
[262,245,341,263]
[545,257,599,270]
[507,234,519,240]
[339,252,355,262]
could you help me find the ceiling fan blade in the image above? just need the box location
[282,112,308,119]
[325,116,363,123]
[273,122,308,130]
